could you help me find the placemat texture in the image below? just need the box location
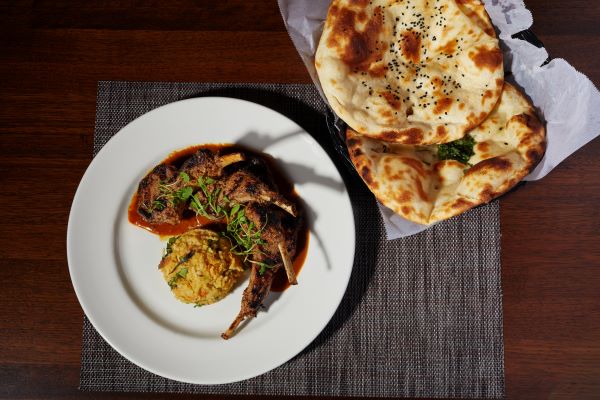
[81,81,505,398]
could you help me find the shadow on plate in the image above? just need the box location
[298,188,381,356]
[185,87,351,176]
[188,88,381,352]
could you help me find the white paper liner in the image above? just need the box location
[278,0,600,239]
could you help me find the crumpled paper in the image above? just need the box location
[278,0,600,239]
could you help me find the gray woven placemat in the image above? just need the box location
[80,81,505,398]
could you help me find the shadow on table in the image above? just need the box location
[300,191,381,355]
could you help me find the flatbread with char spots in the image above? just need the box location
[346,83,546,224]
[316,0,504,145]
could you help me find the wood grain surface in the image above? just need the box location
[0,1,598,399]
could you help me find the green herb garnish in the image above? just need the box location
[175,186,193,202]
[179,171,190,183]
[226,207,264,257]
[437,135,475,165]
[163,235,179,258]
[168,251,195,273]
[177,267,188,278]
[168,265,190,288]
[152,199,166,211]
[187,177,274,275]
[189,177,223,219]
[225,205,274,275]
[143,171,197,214]
[189,193,209,217]
[168,277,178,288]
[251,260,275,275]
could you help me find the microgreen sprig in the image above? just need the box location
[145,171,194,213]
[186,175,274,275]
[163,235,179,258]
[189,176,224,220]
[168,266,189,288]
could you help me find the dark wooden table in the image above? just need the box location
[1,1,598,399]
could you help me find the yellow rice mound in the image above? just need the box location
[159,229,244,306]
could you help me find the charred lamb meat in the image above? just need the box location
[179,148,245,181]
[219,158,297,216]
[136,148,244,224]
[221,203,301,339]
[136,164,184,225]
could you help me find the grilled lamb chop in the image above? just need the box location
[221,202,300,339]
[136,149,244,223]
[136,164,183,225]
[220,170,296,217]
[180,148,245,181]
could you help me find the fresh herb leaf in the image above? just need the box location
[187,176,271,272]
[250,260,274,276]
[151,170,199,210]
[175,186,193,202]
[177,267,188,278]
[168,276,179,288]
[230,203,240,218]
[163,235,179,257]
[168,262,191,288]
[437,135,475,165]
[179,171,190,183]
[169,251,195,274]
[152,199,166,211]
[190,192,208,215]
[167,236,178,246]
[191,176,227,219]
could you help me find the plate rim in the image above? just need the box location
[67,96,356,384]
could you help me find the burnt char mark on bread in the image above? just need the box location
[327,4,385,75]
[464,157,512,177]
[469,45,503,72]
[400,30,421,64]
[374,128,424,144]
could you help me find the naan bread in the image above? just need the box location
[316,0,504,145]
[346,83,546,224]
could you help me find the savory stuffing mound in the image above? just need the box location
[159,229,244,307]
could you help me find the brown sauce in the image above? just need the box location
[128,144,309,291]
[270,228,309,292]
[128,192,217,237]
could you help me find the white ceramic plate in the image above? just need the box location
[67,97,355,384]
